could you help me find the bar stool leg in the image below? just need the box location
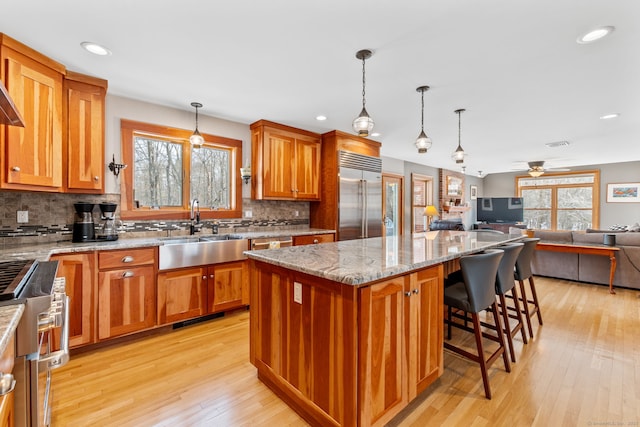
[471,312,492,399]
[519,280,535,338]
[509,286,528,344]
[528,276,543,325]
[498,293,516,363]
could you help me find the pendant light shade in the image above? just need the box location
[189,102,204,147]
[452,108,466,164]
[352,49,374,137]
[415,86,432,153]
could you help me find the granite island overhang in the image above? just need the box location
[245,231,523,427]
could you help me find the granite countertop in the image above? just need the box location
[245,230,523,286]
[0,228,336,262]
[0,304,24,355]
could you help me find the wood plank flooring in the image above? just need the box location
[51,277,640,426]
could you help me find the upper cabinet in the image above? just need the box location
[0,33,107,193]
[0,33,64,191]
[250,120,321,201]
[64,71,107,193]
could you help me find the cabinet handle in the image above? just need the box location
[202,275,207,280]
[121,256,134,263]
[413,289,419,294]
[313,239,319,244]
[11,166,20,172]
[404,292,412,297]
[210,274,215,279]
[122,271,134,278]
[94,176,100,181]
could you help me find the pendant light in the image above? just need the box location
[452,108,466,164]
[189,102,204,147]
[415,86,432,153]
[352,49,374,137]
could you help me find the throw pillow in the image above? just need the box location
[609,224,628,231]
[629,222,640,232]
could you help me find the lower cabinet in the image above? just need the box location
[98,265,156,340]
[157,260,248,326]
[0,335,14,427]
[157,267,207,325]
[292,233,335,246]
[49,252,97,348]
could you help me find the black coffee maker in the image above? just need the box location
[97,202,119,241]
[72,202,95,242]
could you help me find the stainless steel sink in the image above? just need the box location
[159,236,249,271]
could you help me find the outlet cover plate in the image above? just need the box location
[17,210,28,223]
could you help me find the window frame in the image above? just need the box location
[120,119,243,220]
[515,169,600,230]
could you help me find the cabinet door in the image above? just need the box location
[359,278,408,426]
[406,265,443,399]
[50,252,96,348]
[2,51,63,190]
[294,138,321,200]
[98,265,156,340]
[157,267,207,325]
[208,260,248,313]
[293,233,335,246]
[262,130,295,199]
[65,75,105,192]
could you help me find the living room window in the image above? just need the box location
[120,119,243,220]
[516,170,600,230]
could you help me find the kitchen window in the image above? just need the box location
[120,119,242,220]
[516,170,600,230]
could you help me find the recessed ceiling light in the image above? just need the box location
[371,132,381,137]
[315,115,327,121]
[577,26,615,44]
[600,113,620,120]
[80,41,112,56]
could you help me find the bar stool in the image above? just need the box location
[514,238,543,338]
[444,249,510,399]
[493,242,527,363]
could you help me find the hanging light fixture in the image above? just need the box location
[415,86,432,153]
[352,49,374,137]
[452,108,466,164]
[189,102,204,147]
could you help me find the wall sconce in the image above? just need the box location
[108,154,127,177]
[240,166,251,184]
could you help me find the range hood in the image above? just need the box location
[0,80,25,127]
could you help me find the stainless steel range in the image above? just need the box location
[0,259,69,427]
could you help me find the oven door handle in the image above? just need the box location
[38,295,70,371]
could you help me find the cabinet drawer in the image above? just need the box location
[293,233,335,246]
[98,248,155,270]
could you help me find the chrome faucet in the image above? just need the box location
[190,199,200,235]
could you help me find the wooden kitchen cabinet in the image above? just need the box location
[97,248,157,340]
[50,252,97,348]
[250,120,321,201]
[0,33,65,191]
[207,260,248,313]
[292,233,335,246]
[157,267,207,325]
[0,334,14,427]
[64,71,107,193]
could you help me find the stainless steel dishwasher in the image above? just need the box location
[250,236,293,250]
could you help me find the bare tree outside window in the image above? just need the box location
[191,146,230,209]
[134,137,183,207]
[518,172,599,230]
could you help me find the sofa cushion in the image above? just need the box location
[574,231,640,246]
[533,230,573,243]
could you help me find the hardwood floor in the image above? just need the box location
[52,277,640,426]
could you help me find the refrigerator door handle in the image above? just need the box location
[363,179,368,238]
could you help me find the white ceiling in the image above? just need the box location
[3,0,639,176]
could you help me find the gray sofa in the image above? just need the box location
[531,230,640,290]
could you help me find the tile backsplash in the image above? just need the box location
[0,191,310,245]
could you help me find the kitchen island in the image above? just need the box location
[246,231,522,427]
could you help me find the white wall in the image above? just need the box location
[104,95,252,197]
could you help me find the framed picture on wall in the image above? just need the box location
[470,185,478,200]
[607,182,640,203]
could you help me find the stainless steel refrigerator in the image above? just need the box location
[338,151,382,241]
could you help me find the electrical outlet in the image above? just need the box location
[244,210,252,218]
[17,210,29,223]
[294,210,299,217]
[294,282,302,304]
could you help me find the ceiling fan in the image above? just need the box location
[513,161,571,177]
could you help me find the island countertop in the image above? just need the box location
[245,230,522,286]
